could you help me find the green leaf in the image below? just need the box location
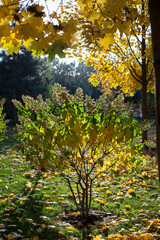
[98,158,104,167]
[143,158,147,165]
[48,41,67,61]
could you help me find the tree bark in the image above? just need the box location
[142,78,147,142]
[148,0,160,183]
[142,0,147,142]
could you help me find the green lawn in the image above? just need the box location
[0,128,160,240]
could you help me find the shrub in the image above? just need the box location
[13,84,142,218]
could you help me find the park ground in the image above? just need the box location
[0,126,160,240]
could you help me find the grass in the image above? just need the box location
[0,127,160,239]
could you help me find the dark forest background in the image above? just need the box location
[0,47,100,124]
[0,47,155,124]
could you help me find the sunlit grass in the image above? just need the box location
[0,128,160,239]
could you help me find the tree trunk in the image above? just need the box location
[141,2,147,142]
[142,79,147,142]
[148,0,160,184]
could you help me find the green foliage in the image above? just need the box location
[48,41,68,61]
[13,95,58,171]
[13,84,142,217]
[0,98,6,141]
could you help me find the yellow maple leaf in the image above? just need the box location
[99,199,105,204]
[108,235,116,240]
[2,39,21,55]
[1,199,7,204]
[63,18,78,44]
[87,12,101,22]
[26,181,32,188]
[92,235,102,240]
[99,34,115,49]
[66,226,75,230]
[106,190,112,195]
[116,233,123,238]
[29,135,34,140]
[23,38,34,49]
[125,205,131,209]
[46,206,53,210]
[43,172,48,178]
[31,236,39,240]
[141,233,154,239]
[77,0,90,15]
[41,224,46,229]
[127,188,135,194]
[118,21,132,37]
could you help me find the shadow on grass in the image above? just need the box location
[0,173,65,239]
[0,126,19,149]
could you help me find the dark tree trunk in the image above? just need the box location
[142,79,147,142]
[148,0,160,183]
[141,2,147,142]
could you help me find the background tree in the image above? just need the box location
[75,0,152,143]
[0,47,53,122]
[51,59,101,98]
[0,0,137,59]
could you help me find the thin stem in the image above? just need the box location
[62,174,79,210]
[88,178,93,210]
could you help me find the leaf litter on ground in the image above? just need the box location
[0,128,160,239]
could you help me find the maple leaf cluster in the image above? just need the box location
[0,0,78,59]
[0,0,143,59]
